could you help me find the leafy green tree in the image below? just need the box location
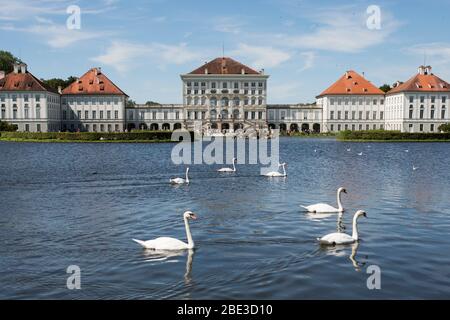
[0,51,23,73]
[379,84,392,93]
[127,99,136,107]
[0,121,18,132]
[438,123,450,133]
[145,101,161,106]
[41,76,77,91]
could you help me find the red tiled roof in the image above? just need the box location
[388,72,450,94]
[318,70,384,97]
[0,70,58,93]
[62,68,128,96]
[189,57,260,75]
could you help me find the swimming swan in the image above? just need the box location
[218,158,236,172]
[133,211,197,250]
[318,210,367,245]
[170,167,189,184]
[263,163,287,177]
[301,187,347,213]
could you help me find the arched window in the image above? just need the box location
[233,109,240,119]
[409,105,413,119]
[431,106,435,119]
[419,106,424,119]
[221,97,229,107]
[186,97,192,105]
[233,97,240,107]
[201,97,206,105]
[442,106,446,119]
[210,109,217,120]
[221,109,228,119]
[210,97,217,107]
[194,97,199,105]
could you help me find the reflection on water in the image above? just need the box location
[1,139,450,299]
[141,249,195,285]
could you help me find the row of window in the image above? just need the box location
[329,98,384,106]
[330,123,385,131]
[128,111,179,121]
[186,89,264,95]
[186,97,264,106]
[330,110,384,121]
[1,105,41,119]
[62,97,121,105]
[186,81,264,89]
[61,123,121,132]
[409,96,447,104]
[62,110,119,120]
[408,105,446,119]
[0,94,49,102]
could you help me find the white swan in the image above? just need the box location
[413,165,419,171]
[301,187,347,213]
[218,158,236,172]
[358,152,363,156]
[170,167,189,184]
[263,163,287,177]
[133,211,197,250]
[318,210,367,245]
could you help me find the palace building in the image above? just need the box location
[180,57,269,133]
[61,67,128,133]
[0,63,61,132]
[316,70,386,133]
[1,58,450,134]
[385,65,450,133]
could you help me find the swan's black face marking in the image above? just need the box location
[343,189,347,194]
[189,213,197,220]
[362,212,367,218]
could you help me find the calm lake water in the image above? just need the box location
[1,138,450,299]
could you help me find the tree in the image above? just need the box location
[0,121,18,132]
[41,76,77,91]
[379,84,392,93]
[438,123,450,133]
[145,101,161,106]
[127,99,136,107]
[0,51,23,73]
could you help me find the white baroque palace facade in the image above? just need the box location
[316,71,386,133]
[180,57,269,133]
[125,104,185,131]
[2,58,450,134]
[61,68,128,133]
[266,104,323,132]
[0,63,61,132]
[385,66,450,133]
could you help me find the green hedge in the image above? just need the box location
[0,131,194,141]
[338,130,450,141]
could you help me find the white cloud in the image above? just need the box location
[269,81,303,102]
[298,51,316,72]
[213,16,245,34]
[230,43,291,69]
[91,41,202,73]
[409,43,450,65]
[0,22,110,48]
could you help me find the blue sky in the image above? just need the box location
[1,0,450,103]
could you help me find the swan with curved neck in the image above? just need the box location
[318,210,367,245]
[218,158,236,172]
[133,211,197,250]
[170,167,189,184]
[301,187,346,213]
[263,163,287,177]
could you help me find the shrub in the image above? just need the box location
[338,129,450,141]
[0,131,194,141]
[0,121,18,132]
[438,123,450,133]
